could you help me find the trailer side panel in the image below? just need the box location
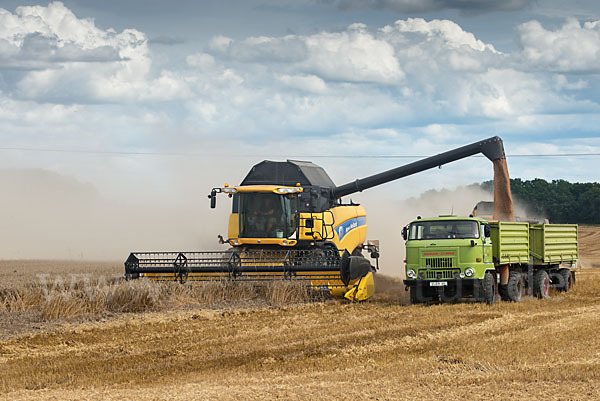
[490,222,530,265]
[529,224,578,265]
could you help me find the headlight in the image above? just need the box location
[407,269,417,279]
[275,187,302,194]
[465,268,474,277]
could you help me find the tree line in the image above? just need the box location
[479,178,600,224]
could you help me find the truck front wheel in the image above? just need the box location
[533,270,550,299]
[507,271,524,302]
[480,271,497,305]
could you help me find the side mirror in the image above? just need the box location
[401,226,408,241]
[484,224,491,238]
[209,190,217,209]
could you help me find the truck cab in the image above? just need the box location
[402,215,496,303]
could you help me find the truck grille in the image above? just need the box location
[420,269,459,280]
[425,257,454,268]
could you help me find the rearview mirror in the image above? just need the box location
[484,224,491,238]
[401,226,408,241]
[209,190,217,209]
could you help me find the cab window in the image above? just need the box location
[408,220,480,240]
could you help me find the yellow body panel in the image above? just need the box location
[216,190,373,300]
[142,271,346,287]
[330,205,367,253]
[229,201,367,253]
[228,213,239,239]
[344,272,375,301]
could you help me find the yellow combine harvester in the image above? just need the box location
[125,136,508,301]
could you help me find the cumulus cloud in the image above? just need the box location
[383,18,498,53]
[0,1,599,198]
[209,23,404,84]
[516,18,600,72]
[186,16,600,135]
[0,3,131,66]
[0,2,188,102]
[278,74,328,93]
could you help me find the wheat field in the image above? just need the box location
[1,228,599,400]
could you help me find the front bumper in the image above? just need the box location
[404,278,482,287]
[404,278,486,301]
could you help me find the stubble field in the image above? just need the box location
[1,227,599,400]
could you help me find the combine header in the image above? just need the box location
[125,136,508,301]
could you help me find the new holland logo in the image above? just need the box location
[335,217,366,240]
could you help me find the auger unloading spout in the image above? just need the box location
[331,136,506,199]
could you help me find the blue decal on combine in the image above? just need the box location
[335,216,366,240]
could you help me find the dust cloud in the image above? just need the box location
[1,167,540,280]
[0,168,232,260]
[360,185,493,278]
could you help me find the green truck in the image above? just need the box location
[402,215,578,304]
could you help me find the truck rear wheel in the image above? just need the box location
[533,270,550,299]
[556,268,573,292]
[506,271,524,302]
[480,271,496,305]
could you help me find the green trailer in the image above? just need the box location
[402,215,578,304]
[490,222,530,265]
[529,224,578,265]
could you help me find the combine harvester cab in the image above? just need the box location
[126,136,510,302]
[403,216,578,304]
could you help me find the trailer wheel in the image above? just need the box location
[481,271,496,305]
[533,270,550,299]
[556,268,573,292]
[507,271,524,302]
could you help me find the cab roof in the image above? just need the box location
[240,160,335,188]
[411,215,489,223]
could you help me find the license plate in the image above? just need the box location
[429,281,448,287]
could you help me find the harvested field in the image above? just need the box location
[0,226,599,400]
[579,225,600,267]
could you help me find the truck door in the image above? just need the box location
[482,223,493,263]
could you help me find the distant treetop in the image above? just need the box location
[479,178,600,224]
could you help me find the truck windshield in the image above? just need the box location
[239,193,298,238]
[409,220,480,240]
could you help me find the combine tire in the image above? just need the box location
[506,271,524,302]
[533,270,550,299]
[480,271,496,305]
[556,268,573,292]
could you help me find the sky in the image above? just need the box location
[0,1,599,260]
